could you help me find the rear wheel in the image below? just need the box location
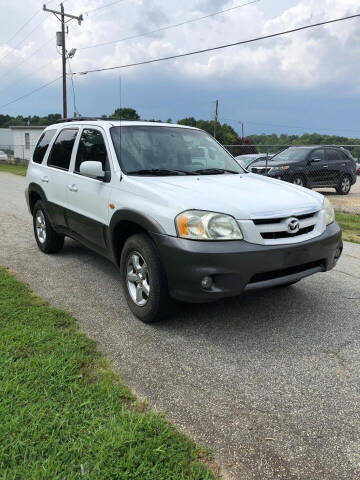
[120,233,171,323]
[33,200,64,253]
[336,174,352,195]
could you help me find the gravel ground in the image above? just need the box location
[1,172,360,480]
[317,177,360,214]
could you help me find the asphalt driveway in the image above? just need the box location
[1,172,359,480]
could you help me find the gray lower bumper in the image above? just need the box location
[153,222,342,303]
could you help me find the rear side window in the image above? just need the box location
[327,149,341,162]
[33,130,56,164]
[47,129,78,171]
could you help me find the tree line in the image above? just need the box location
[1,109,359,157]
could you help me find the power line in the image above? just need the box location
[0,0,64,66]
[72,13,360,76]
[0,76,62,110]
[84,0,128,15]
[0,59,59,96]
[0,16,49,65]
[0,38,53,80]
[1,10,40,46]
[79,0,259,51]
[67,58,80,116]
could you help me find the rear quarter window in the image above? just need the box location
[47,129,78,171]
[33,130,56,164]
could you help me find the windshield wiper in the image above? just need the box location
[193,168,239,175]
[127,168,196,176]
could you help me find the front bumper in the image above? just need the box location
[153,222,342,303]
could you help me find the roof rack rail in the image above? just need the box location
[56,117,99,123]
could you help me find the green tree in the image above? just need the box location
[177,117,239,146]
[110,108,140,120]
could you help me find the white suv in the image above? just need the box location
[26,119,342,322]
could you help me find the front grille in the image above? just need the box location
[251,167,271,175]
[261,225,314,239]
[249,259,325,284]
[253,212,315,225]
[249,210,319,244]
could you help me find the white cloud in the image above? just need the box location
[1,0,360,95]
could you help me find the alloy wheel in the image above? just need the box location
[126,251,150,306]
[341,176,351,193]
[293,177,304,186]
[35,209,47,244]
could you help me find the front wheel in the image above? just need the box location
[336,175,352,195]
[120,233,171,323]
[292,175,306,187]
[33,200,64,253]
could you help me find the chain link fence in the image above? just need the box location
[0,144,37,165]
[225,144,360,214]
[0,142,359,214]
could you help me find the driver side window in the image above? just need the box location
[310,149,325,161]
[75,129,109,176]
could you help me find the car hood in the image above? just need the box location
[124,173,323,219]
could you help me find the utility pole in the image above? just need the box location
[214,99,219,139]
[43,3,83,118]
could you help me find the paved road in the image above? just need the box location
[1,172,360,480]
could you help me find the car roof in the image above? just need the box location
[286,145,344,149]
[47,119,199,131]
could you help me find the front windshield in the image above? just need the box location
[110,126,244,175]
[271,147,310,163]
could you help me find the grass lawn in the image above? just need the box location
[0,164,27,176]
[335,212,360,244]
[0,267,218,480]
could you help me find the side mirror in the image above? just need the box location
[80,161,105,179]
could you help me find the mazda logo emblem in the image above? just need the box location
[286,217,300,234]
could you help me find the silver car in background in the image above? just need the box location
[235,153,274,171]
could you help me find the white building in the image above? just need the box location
[0,128,12,148]
[10,126,45,162]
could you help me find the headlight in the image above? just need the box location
[175,210,243,240]
[323,197,335,225]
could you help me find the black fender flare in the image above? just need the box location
[109,209,166,235]
[108,209,167,263]
[27,183,48,212]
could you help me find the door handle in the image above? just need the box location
[322,165,328,168]
[67,184,78,192]
[41,176,49,183]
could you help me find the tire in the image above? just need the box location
[33,200,64,254]
[336,174,352,195]
[120,233,171,323]
[292,175,306,187]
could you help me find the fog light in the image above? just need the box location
[201,276,213,290]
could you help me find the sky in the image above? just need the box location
[0,0,360,138]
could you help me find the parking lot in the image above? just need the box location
[318,179,360,214]
[1,171,359,480]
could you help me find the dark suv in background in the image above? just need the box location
[250,146,357,195]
